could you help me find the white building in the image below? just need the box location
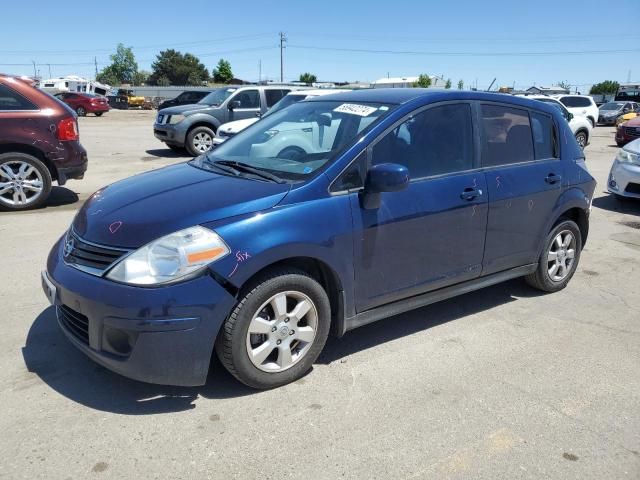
[526,85,570,95]
[371,75,446,89]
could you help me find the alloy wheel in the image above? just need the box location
[0,161,44,207]
[192,132,213,153]
[547,230,576,282]
[245,291,318,373]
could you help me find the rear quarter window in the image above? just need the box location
[0,84,37,110]
[530,111,558,159]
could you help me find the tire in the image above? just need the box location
[167,144,187,154]
[216,268,331,389]
[0,152,52,211]
[95,112,104,117]
[575,131,588,149]
[525,219,582,293]
[277,146,306,161]
[186,126,215,156]
[76,106,86,117]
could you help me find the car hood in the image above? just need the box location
[624,138,640,154]
[623,116,640,127]
[159,104,213,115]
[73,162,290,248]
[219,118,259,134]
[600,108,621,116]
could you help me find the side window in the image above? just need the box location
[265,89,286,108]
[371,103,474,179]
[331,152,365,192]
[481,104,534,167]
[233,90,260,109]
[0,85,37,110]
[530,112,557,160]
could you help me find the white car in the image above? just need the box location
[213,89,350,146]
[607,138,640,199]
[525,95,593,148]
[553,95,599,128]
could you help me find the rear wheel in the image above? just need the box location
[216,269,331,389]
[186,126,215,156]
[76,106,86,117]
[95,112,104,117]
[575,131,588,149]
[0,152,52,211]
[277,146,306,161]
[525,219,582,293]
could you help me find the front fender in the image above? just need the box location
[184,113,221,131]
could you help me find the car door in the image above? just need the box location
[350,102,488,311]
[479,103,564,275]
[228,89,261,121]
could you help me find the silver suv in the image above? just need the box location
[153,86,293,156]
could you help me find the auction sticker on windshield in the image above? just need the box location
[334,103,378,116]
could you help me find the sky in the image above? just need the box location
[1,0,638,93]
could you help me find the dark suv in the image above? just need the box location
[44,90,595,389]
[0,74,87,211]
[157,90,212,111]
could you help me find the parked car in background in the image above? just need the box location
[0,74,87,210]
[154,86,294,156]
[553,95,598,127]
[615,116,640,147]
[213,89,349,147]
[526,95,592,148]
[598,101,637,126]
[607,138,640,199]
[615,103,640,126]
[44,89,594,389]
[54,92,110,117]
[157,90,211,110]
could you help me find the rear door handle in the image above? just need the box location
[460,187,481,201]
[545,173,562,185]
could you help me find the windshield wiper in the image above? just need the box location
[213,160,285,184]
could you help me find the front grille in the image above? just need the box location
[625,183,640,194]
[57,305,89,344]
[624,126,640,138]
[64,230,129,276]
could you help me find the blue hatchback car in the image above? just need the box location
[42,89,595,389]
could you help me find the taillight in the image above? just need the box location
[57,117,79,141]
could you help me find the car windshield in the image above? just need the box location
[198,88,237,105]
[194,100,395,181]
[601,102,623,110]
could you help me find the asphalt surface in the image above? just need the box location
[1,110,639,479]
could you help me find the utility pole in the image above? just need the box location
[47,64,52,78]
[279,32,287,83]
[258,59,262,84]
[31,60,37,78]
[94,57,98,78]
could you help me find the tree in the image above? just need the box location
[457,79,464,90]
[557,80,571,90]
[96,44,138,85]
[590,80,620,95]
[299,72,317,84]
[149,50,209,86]
[132,70,150,86]
[412,74,432,88]
[212,59,233,84]
[445,78,452,89]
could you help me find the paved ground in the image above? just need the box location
[1,110,639,479]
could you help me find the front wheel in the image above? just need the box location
[575,131,588,149]
[186,126,215,156]
[95,112,104,117]
[525,220,582,293]
[216,269,331,389]
[76,106,86,117]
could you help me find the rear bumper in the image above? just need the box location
[87,104,110,113]
[44,236,237,386]
[44,141,87,185]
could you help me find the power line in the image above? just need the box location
[288,44,640,57]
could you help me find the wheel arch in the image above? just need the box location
[0,143,58,181]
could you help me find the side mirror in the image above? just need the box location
[228,100,241,111]
[255,111,262,118]
[360,163,410,209]
[567,112,574,121]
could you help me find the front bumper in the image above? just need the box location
[44,236,236,386]
[599,115,618,125]
[153,122,187,146]
[607,160,640,199]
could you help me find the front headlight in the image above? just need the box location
[107,226,229,286]
[616,149,640,164]
[168,114,186,125]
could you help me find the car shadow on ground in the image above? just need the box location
[144,148,191,159]
[22,278,541,415]
[2,187,81,215]
[592,194,639,216]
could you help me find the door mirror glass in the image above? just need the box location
[228,100,241,111]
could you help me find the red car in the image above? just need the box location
[54,92,110,117]
[0,74,87,210]
[616,116,640,147]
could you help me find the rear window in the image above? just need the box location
[560,96,592,108]
[481,104,534,167]
[0,84,37,110]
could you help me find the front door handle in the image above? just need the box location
[460,187,481,201]
[545,173,562,185]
